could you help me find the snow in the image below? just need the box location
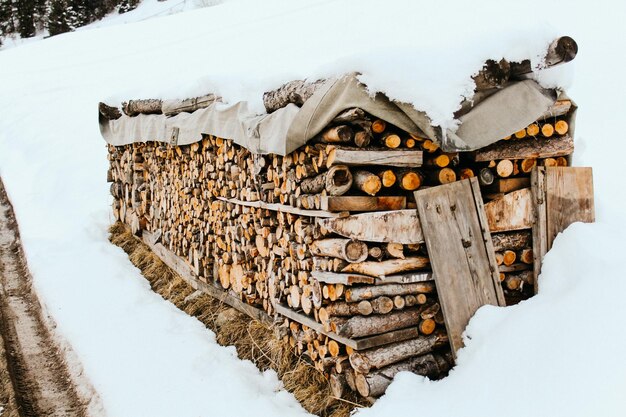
[0,0,625,416]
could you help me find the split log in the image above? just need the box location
[318,300,375,319]
[496,160,514,178]
[300,165,353,196]
[491,230,532,252]
[342,256,430,278]
[330,371,347,398]
[349,333,448,374]
[354,353,448,397]
[353,170,382,196]
[397,170,423,191]
[489,177,530,193]
[320,196,406,212]
[318,210,424,244]
[378,170,397,187]
[309,238,368,263]
[425,168,456,184]
[474,134,574,161]
[336,309,423,338]
[382,133,401,149]
[344,281,435,302]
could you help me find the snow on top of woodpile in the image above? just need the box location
[4,0,571,131]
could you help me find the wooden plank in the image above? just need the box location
[311,270,433,286]
[332,147,423,167]
[320,196,406,212]
[470,179,506,307]
[311,271,375,285]
[140,230,272,325]
[414,178,505,358]
[489,177,530,193]
[484,188,533,232]
[216,196,346,218]
[473,134,574,162]
[317,210,423,244]
[545,167,595,249]
[531,167,547,294]
[274,303,421,351]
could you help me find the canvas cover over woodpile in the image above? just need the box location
[99,36,594,401]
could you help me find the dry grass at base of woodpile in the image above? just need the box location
[108,222,364,417]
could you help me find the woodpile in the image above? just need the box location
[107,95,576,399]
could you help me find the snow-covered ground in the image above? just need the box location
[0,0,625,416]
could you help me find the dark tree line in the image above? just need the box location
[0,0,140,43]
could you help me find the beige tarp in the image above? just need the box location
[99,74,560,154]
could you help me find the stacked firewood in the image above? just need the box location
[106,98,574,399]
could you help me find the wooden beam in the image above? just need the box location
[531,167,548,294]
[140,230,272,325]
[274,303,422,351]
[414,178,504,358]
[331,147,423,167]
[320,196,406,212]
[484,188,533,232]
[473,134,574,162]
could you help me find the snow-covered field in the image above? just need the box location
[0,0,625,416]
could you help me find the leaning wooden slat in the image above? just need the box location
[414,179,505,358]
[473,134,574,162]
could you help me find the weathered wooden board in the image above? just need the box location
[532,167,594,293]
[332,147,423,167]
[320,196,406,212]
[274,303,421,351]
[484,188,533,232]
[473,134,574,162]
[545,167,594,247]
[311,270,433,286]
[414,178,505,358]
[317,210,424,244]
[140,230,272,325]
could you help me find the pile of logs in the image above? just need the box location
[107,96,575,399]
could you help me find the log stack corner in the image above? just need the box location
[100,36,595,401]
